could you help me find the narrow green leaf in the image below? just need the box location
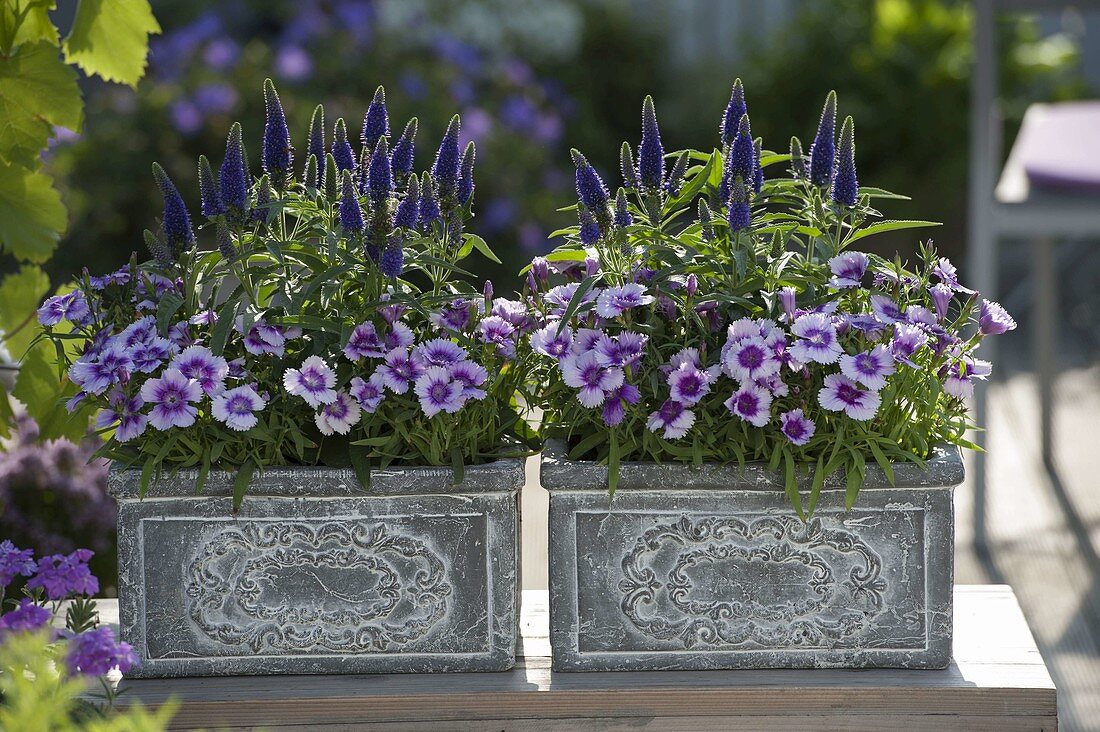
[844,220,940,245]
[450,446,465,486]
[783,449,805,520]
[232,459,256,512]
[555,275,598,334]
[349,445,372,491]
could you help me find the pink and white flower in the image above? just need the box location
[171,345,228,396]
[647,399,695,439]
[212,385,266,431]
[315,391,362,435]
[140,368,202,430]
[349,373,387,412]
[818,374,881,421]
[283,355,337,407]
[561,351,625,408]
[667,362,714,405]
[595,283,653,318]
[788,312,842,365]
[414,367,465,417]
[839,345,895,391]
[724,382,773,427]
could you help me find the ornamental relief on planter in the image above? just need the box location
[185,521,452,653]
[617,514,889,648]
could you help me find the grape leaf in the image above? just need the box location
[63,0,161,88]
[0,40,83,166]
[0,160,66,261]
[0,264,50,358]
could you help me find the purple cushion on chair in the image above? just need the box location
[1019,102,1100,195]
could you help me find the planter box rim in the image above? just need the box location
[540,438,962,493]
[108,456,525,500]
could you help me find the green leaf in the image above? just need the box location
[349,445,372,491]
[0,265,50,357]
[62,0,161,87]
[463,233,501,264]
[155,292,184,335]
[844,220,940,246]
[556,275,598,334]
[3,2,60,47]
[608,430,621,498]
[232,459,257,511]
[450,446,465,486]
[12,341,89,441]
[0,160,66,261]
[0,41,83,167]
[807,453,827,517]
[782,448,805,520]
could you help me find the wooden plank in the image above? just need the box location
[98,585,1055,730]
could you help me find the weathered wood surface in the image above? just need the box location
[100,585,1055,731]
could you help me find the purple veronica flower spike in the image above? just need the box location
[432,116,462,198]
[601,383,640,427]
[933,257,976,294]
[595,284,654,318]
[808,91,837,187]
[199,155,225,218]
[415,338,467,367]
[726,177,751,232]
[0,598,52,636]
[578,208,601,246]
[789,312,842,364]
[647,399,694,439]
[840,345,895,391]
[830,115,859,207]
[95,391,147,442]
[140,368,202,430]
[66,626,138,677]
[828,251,869,289]
[780,408,816,446]
[571,149,609,211]
[366,137,393,203]
[0,541,36,587]
[819,373,880,421]
[391,118,417,178]
[457,141,476,205]
[339,170,365,235]
[69,344,133,395]
[262,79,293,187]
[593,331,647,368]
[151,163,194,257]
[212,385,265,431]
[668,362,713,405]
[27,549,98,600]
[376,348,425,394]
[350,373,387,413]
[332,118,356,174]
[725,113,755,189]
[415,366,465,417]
[479,316,516,357]
[890,323,929,367]
[171,345,228,395]
[316,391,362,436]
[561,351,625,408]
[394,175,420,229]
[219,123,249,216]
[450,359,489,400]
[283,355,337,408]
[344,322,387,361]
[306,104,325,183]
[361,86,390,150]
[724,382,773,427]
[720,78,747,148]
[531,324,573,359]
[870,294,904,324]
[722,335,781,383]
[637,96,665,189]
[978,299,1017,336]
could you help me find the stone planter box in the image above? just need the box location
[542,440,962,672]
[108,459,523,677]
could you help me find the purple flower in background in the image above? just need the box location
[376,348,424,394]
[571,149,609,211]
[830,116,859,207]
[808,91,837,187]
[0,541,36,587]
[870,294,904,324]
[930,284,953,321]
[933,258,975,294]
[415,367,464,417]
[95,392,147,442]
[198,155,224,218]
[840,345,895,390]
[219,123,249,217]
[578,208,601,246]
[722,335,781,383]
[789,313,842,364]
[391,118,417,178]
[0,599,52,636]
[780,408,816,446]
[168,99,201,135]
[332,118,356,174]
[638,96,665,189]
[350,373,387,413]
[978,299,1017,336]
[593,332,647,369]
[890,323,929,367]
[596,284,653,318]
[725,382,773,427]
[275,44,313,81]
[140,368,201,429]
[193,83,238,115]
[601,383,640,427]
[362,85,390,150]
[339,171,365,234]
[647,399,695,439]
[819,373,881,421]
[500,94,537,133]
[531,324,573,359]
[69,344,133,395]
[151,163,193,254]
[27,549,98,600]
[37,291,90,327]
[212,385,265,432]
[434,35,482,74]
[562,351,624,408]
[283,355,337,408]
[344,322,387,361]
[457,142,476,205]
[259,78,290,187]
[394,175,420,229]
[720,78,747,148]
[828,251,869,289]
[418,173,441,227]
[450,359,489,400]
[415,338,466,367]
[171,345,228,396]
[432,115,462,198]
[668,362,713,405]
[202,38,239,71]
[315,391,362,436]
[66,626,138,677]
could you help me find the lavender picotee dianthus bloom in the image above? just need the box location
[819,373,881,421]
[212,385,266,432]
[283,355,338,408]
[647,399,695,439]
[315,391,362,435]
[725,382,773,427]
[140,368,202,430]
[780,408,816,446]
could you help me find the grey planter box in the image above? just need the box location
[109,459,523,678]
[542,441,962,672]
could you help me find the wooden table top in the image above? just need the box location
[101,585,1056,731]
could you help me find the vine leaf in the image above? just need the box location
[63,0,161,88]
[0,160,66,262]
